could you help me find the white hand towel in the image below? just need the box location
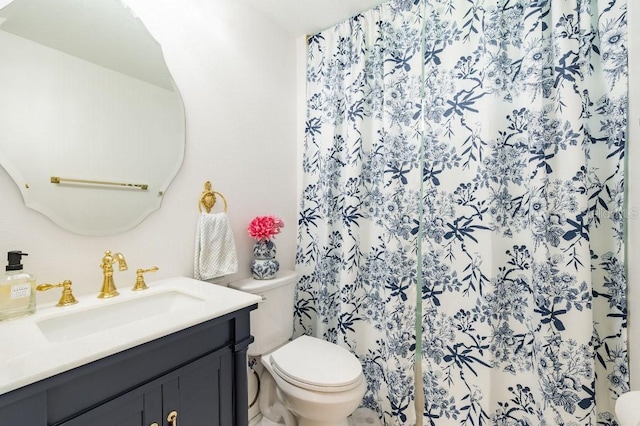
[194,212,238,280]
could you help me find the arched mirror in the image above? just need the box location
[0,0,185,236]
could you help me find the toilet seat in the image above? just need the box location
[269,335,363,392]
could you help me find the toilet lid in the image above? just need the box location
[269,335,363,391]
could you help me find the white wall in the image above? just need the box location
[0,0,298,304]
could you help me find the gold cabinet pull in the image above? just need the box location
[150,423,159,426]
[167,410,178,426]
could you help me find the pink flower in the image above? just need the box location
[247,215,284,241]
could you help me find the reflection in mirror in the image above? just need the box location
[0,0,185,236]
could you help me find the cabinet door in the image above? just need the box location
[58,347,233,426]
[57,382,162,426]
[169,349,233,426]
[58,394,147,426]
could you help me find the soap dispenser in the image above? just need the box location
[0,251,36,321]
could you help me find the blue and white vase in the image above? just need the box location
[250,239,279,280]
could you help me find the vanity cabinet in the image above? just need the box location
[0,306,256,426]
[60,348,233,426]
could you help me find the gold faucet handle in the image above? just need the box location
[132,266,159,291]
[36,280,78,307]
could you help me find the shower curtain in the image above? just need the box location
[295,1,628,425]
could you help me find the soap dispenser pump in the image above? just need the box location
[0,250,36,321]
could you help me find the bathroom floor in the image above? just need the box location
[254,408,382,425]
[255,417,281,426]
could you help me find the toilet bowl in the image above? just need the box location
[229,271,366,426]
[262,335,367,426]
[616,391,640,426]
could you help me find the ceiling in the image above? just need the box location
[243,0,388,37]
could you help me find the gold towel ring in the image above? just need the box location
[199,181,228,213]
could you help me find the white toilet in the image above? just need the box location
[615,391,640,426]
[230,270,366,426]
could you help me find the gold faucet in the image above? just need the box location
[36,280,78,307]
[132,266,159,291]
[98,250,128,298]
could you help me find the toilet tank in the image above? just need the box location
[229,269,297,356]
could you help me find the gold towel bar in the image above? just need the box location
[199,181,227,213]
[51,176,148,190]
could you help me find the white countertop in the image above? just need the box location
[0,276,261,396]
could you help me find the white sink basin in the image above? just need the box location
[0,276,262,396]
[36,290,205,342]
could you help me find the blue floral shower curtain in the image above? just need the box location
[295,1,627,425]
[296,5,424,423]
